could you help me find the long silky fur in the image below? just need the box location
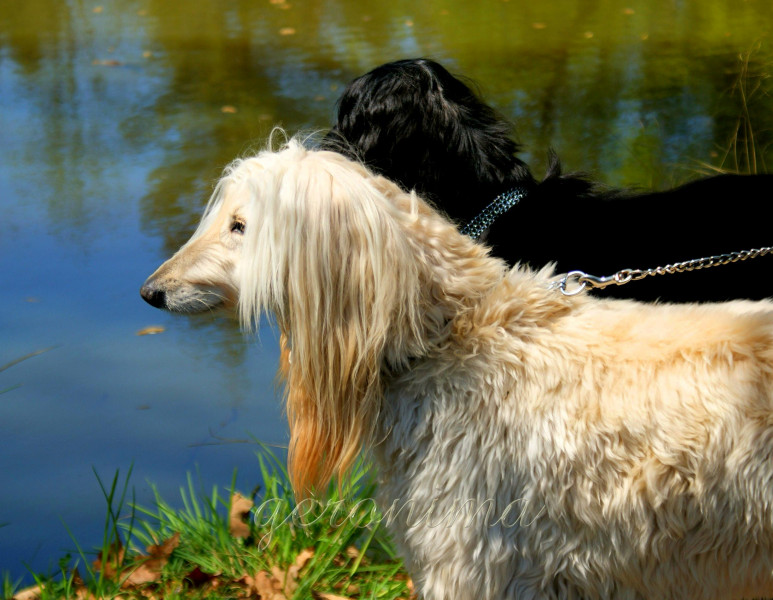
[234,142,502,495]
[143,137,773,599]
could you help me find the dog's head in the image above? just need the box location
[140,139,435,495]
[141,137,505,496]
[323,58,533,222]
[139,166,253,314]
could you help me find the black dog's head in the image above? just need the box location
[323,58,534,223]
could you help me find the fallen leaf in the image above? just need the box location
[584,31,594,39]
[250,570,285,599]
[292,547,314,571]
[272,565,297,596]
[279,27,296,35]
[72,568,94,600]
[136,326,165,336]
[229,493,254,539]
[12,585,42,600]
[623,7,635,14]
[142,50,153,58]
[316,594,352,600]
[93,540,126,579]
[184,566,218,588]
[221,105,238,114]
[93,6,103,13]
[122,532,180,587]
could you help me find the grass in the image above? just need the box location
[5,445,413,600]
[695,44,771,177]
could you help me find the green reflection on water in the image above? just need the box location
[1,0,771,252]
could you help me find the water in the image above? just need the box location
[1,0,771,583]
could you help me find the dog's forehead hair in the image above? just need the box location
[198,162,267,229]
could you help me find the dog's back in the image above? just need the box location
[377,270,773,599]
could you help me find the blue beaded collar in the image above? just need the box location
[459,187,527,241]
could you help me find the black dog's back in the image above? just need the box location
[326,59,772,303]
[495,173,773,302]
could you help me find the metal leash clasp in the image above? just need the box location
[557,270,634,296]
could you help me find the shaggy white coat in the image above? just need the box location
[142,139,773,599]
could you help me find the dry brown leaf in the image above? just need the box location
[344,546,360,560]
[316,594,352,600]
[279,27,296,35]
[74,583,97,600]
[406,576,415,595]
[12,585,42,600]
[250,570,286,599]
[296,548,315,567]
[71,568,95,600]
[136,326,165,336]
[184,566,218,588]
[221,105,238,114]
[230,493,254,539]
[272,564,298,596]
[93,540,126,578]
[393,573,416,598]
[92,59,122,67]
[122,532,180,587]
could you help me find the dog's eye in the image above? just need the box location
[230,219,245,235]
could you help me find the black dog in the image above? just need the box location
[323,58,772,302]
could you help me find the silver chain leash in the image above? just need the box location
[555,246,773,296]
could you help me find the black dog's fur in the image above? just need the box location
[323,58,773,302]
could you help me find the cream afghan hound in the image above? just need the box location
[141,138,773,600]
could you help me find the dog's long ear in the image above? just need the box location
[240,145,424,496]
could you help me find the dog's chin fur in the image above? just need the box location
[143,136,773,599]
[323,58,773,303]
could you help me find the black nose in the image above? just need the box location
[140,282,167,309]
